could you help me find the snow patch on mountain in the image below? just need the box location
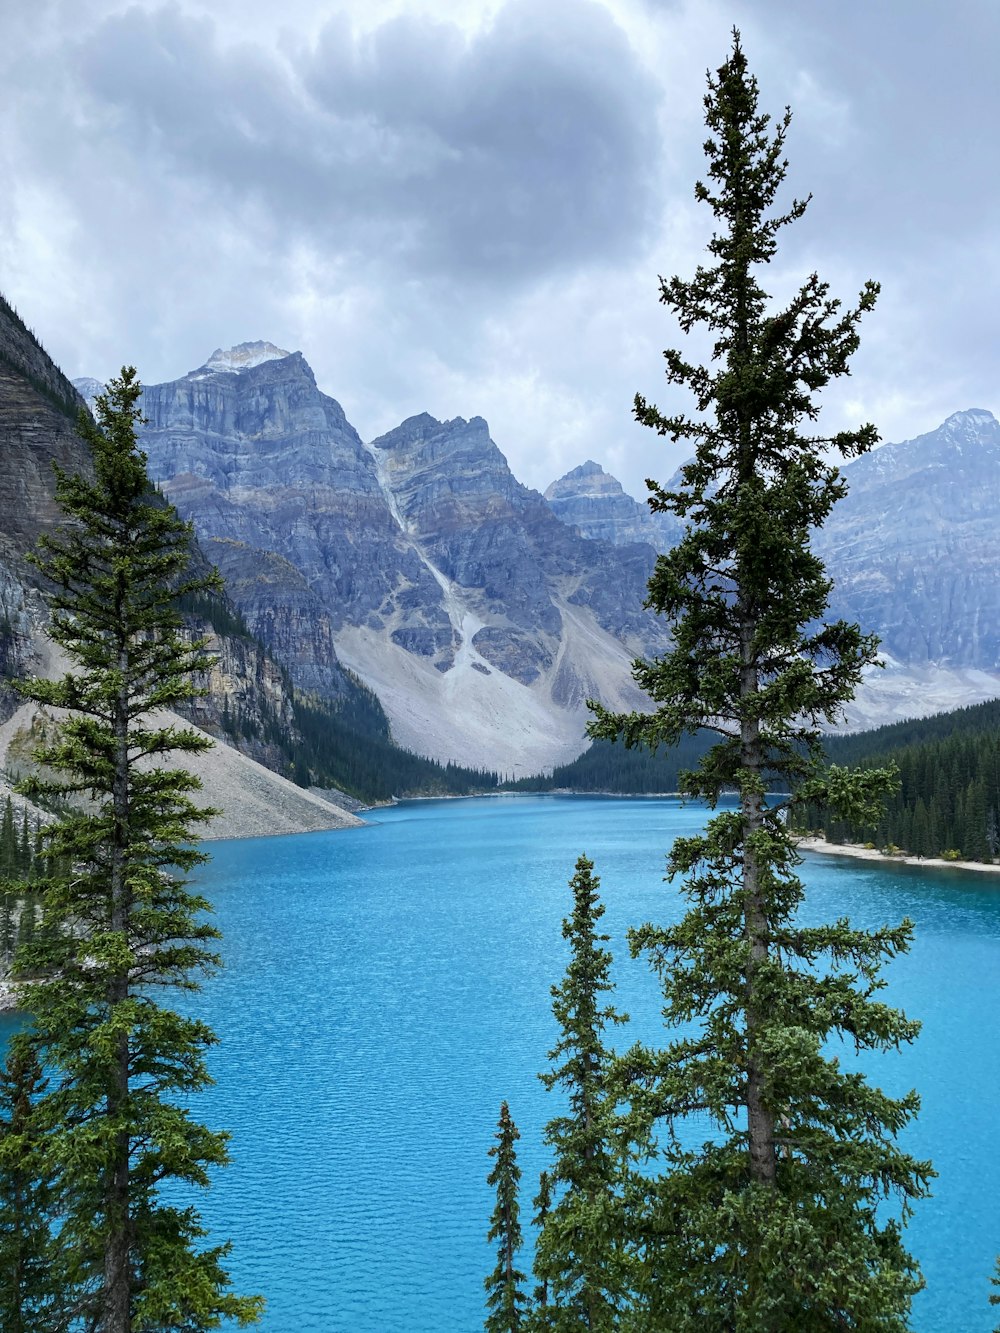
[201,341,292,374]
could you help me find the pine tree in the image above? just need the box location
[531,1171,553,1313]
[14,368,263,1331]
[0,1036,72,1331]
[911,797,931,858]
[18,807,30,877]
[0,798,15,876]
[589,34,932,1329]
[0,892,13,967]
[964,779,989,861]
[532,856,629,1330]
[16,892,36,953]
[485,1100,529,1333]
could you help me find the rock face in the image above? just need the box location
[818,410,1000,668]
[372,414,659,651]
[545,460,681,550]
[546,411,1000,729]
[818,409,1000,728]
[0,297,91,718]
[136,348,449,693]
[130,349,669,773]
[0,300,360,830]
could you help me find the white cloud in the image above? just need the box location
[1,0,998,509]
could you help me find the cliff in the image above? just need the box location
[133,348,669,773]
[0,301,359,832]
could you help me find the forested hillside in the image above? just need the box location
[183,589,499,802]
[531,697,1000,867]
[797,699,1000,860]
[286,688,500,802]
[507,733,714,794]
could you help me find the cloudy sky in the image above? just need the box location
[2,0,997,496]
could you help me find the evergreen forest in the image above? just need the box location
[797,698,1000,860]
[506,733,714,795]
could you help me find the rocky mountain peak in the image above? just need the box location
[201,341,292,374]
[545,460,627,503]
[545,459,681,551]
[371,412,444,449]
[814,406,1000,686]
[372,413,491,453]
[842,406,1000,497]
[939,407,998,440]
[71,376,104,414]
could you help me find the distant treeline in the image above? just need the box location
[797,698,1000,861]
[505,733,716,795]
[0,796,58,973]
[512,697,1000,867]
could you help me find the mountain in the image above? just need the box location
[0,296,89,715]
[129,347,667,774]
[544,459,681,549]
[0,296,368,833]
[135,349,439,700]
[546,411,1000,729]
[814,408,1000,727]
[68,324,1000,759]
[810,409,1000,713]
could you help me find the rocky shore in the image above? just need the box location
[796,836,1000,876]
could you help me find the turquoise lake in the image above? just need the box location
[5,793,1000,1330]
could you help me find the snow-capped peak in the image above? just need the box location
[202,341,292,373]
[943,408,997,432]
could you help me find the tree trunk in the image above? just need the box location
[740,616,777,1188]
[103,651,132,1333]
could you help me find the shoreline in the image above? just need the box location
[396,788,685,802]
[796,836,1000,876]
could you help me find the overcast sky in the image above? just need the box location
[2,0,998,497]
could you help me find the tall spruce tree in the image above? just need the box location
[532,855,629,1330]
[485,1100,529,1333]
[19,807,31,876]
[589,34,932,1329]
[14,368,262,1331]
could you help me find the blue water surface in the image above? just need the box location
[4,794,999,1331]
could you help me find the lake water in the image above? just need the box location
[4,793,999,1330]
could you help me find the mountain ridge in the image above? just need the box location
[70,332,1000,754]
[126,346,667,773]
[543,408,1000,729]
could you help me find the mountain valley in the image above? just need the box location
[5,302,1000,792]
